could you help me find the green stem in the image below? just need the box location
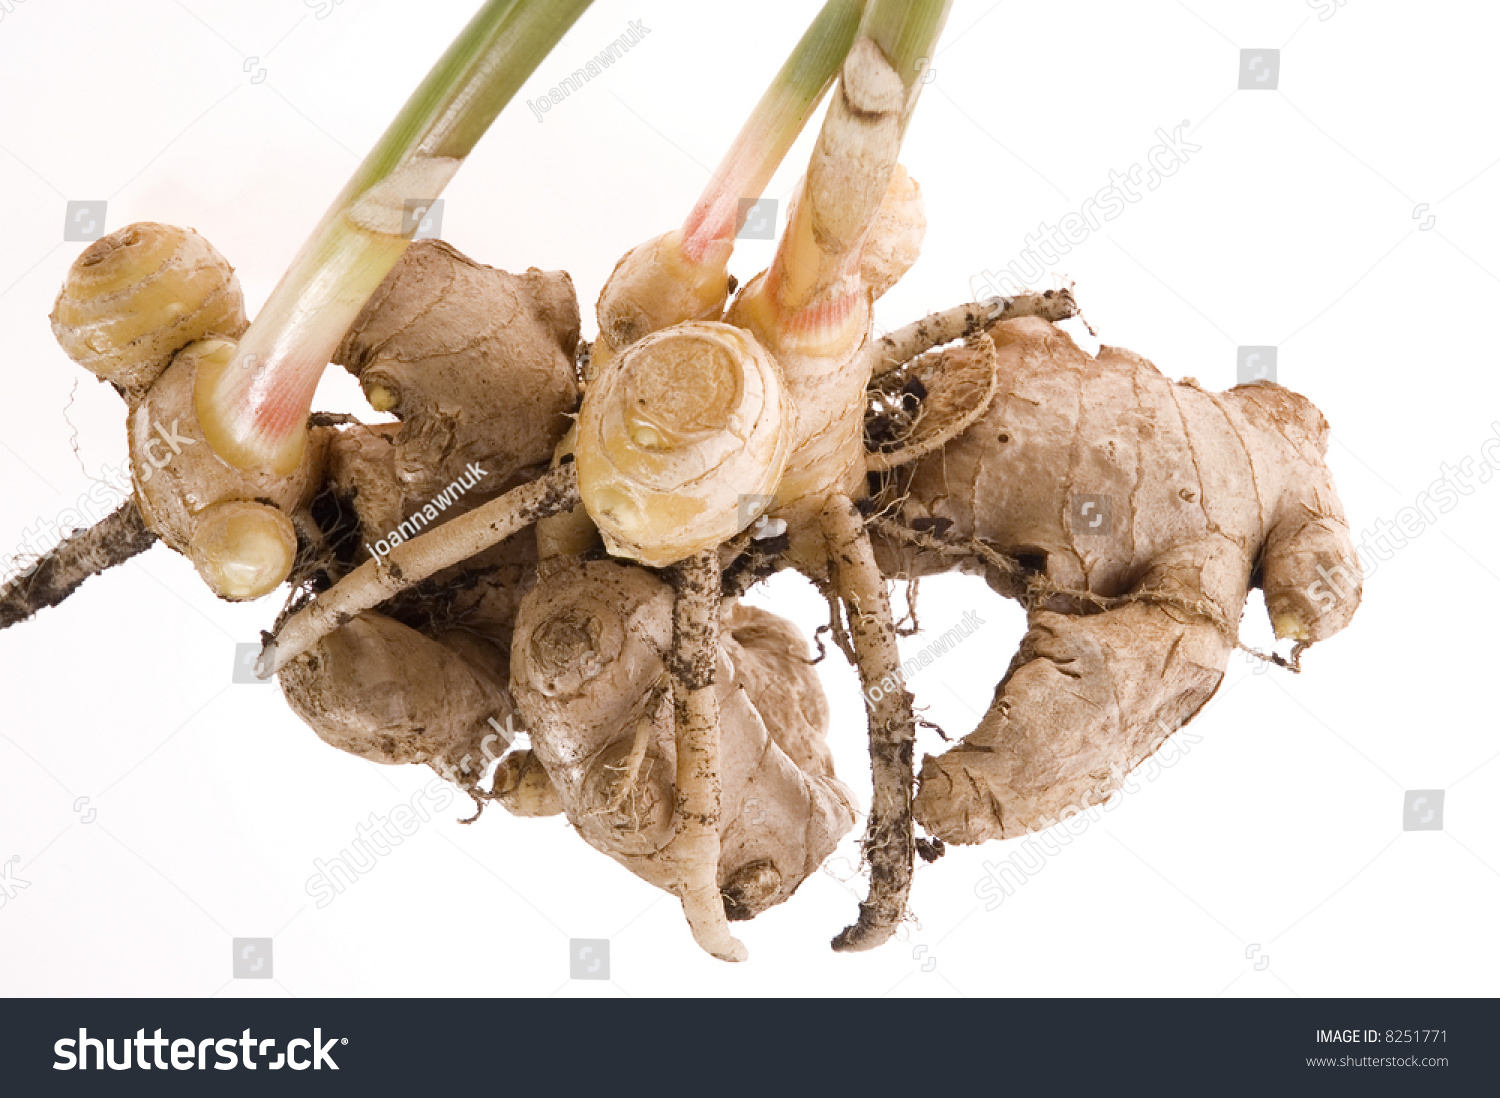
[751,0,951,325]
[678,0,864,265]
[859,0,952,93]
[197,0,593,473]
[861,0,951,139]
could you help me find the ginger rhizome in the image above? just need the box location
[869,316,1360,842]
[47,224,320,601]
[0,0,1363,965]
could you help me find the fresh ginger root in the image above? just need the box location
[248,235,854,948]
[238,36,931,956]
[508,557,854,928]
[46,223,325,601]
[532,34,927,954]
[3,16,1366,967]
[7,214,1363,959]
[870,316,1362,843]
[243,25,1366,958]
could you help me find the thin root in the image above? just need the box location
[820,583,859,666]
[821,495,916,953]
[665,549,747,963]
[599,687,665,816]
[863,289,1078,379]
[1,500,157,630]
[866,332,998,472]
[895,577,920,637]
[263,464,580,675]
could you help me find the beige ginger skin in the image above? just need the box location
[873,317,1361,843]
[509,558,854,923]
[24,216,1364,959]
[13,22,1363,962]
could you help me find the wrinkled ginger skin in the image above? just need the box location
[508,558,853,920]
[278,609,517,779]
[871,317,1361,843]
[720,602,838,781]
[333,239,581,500]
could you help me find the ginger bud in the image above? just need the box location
[575,321,791,567]
[591,231,732,374]
[492,750,564,817]
[859,163,925,301]
[187,500,297,600]
[129,338,324,601]
[1271,611,1311,643]
[51,223,247,401]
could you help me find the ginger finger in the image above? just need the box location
[914,595,1228,844]
[278,610,515,787]
[333,239,580,496]
[127,340,327,600]
[574,322,790,568]
[872,315,1361,844]
[51,222,248,402]
[42,223,317,604]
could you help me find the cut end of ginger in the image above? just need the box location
[1272,611,1311,642]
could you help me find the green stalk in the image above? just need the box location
[860,0,952,134]
[197,0,593,473]
[678,0,864,264]
[753,0,951,323]
[860,0,952,90]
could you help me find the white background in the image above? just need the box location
[1,0,1497,997]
